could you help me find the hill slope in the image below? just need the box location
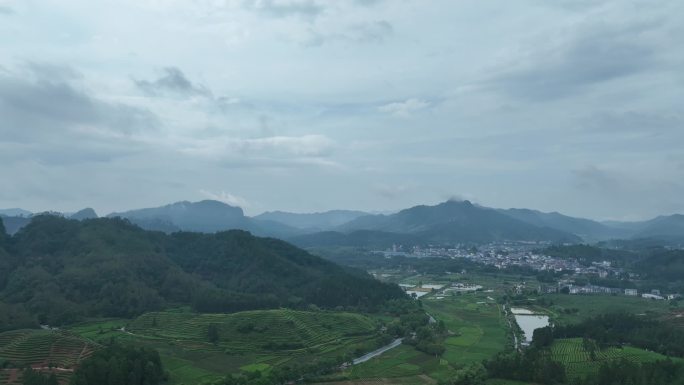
[498,208,626,241]
[289,230,425,249]
[632,214,684,242]
[108,200,300,238]
[0,215,404,326]
[254,210,369,231]
[338,200,580,244]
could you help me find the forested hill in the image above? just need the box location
[0,215,404,329]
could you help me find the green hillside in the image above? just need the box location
[0,215,404,326]
[338,200,580,244]
[67,309,384,385]
[127,309,378,352]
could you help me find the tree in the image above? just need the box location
[532,326,554,348]
[583,337,598,361]
[0,218,7,246]
[207,324,220,344]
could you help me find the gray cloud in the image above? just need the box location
[135,67,210,97]
[572,165,684,219]
[2,0,683,218]
[489,20,660,100]
[0,5,13,14]
[581,111,683,135]
[373,184,411,200]
[0,65,158,144]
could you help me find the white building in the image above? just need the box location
[642,293,665,300]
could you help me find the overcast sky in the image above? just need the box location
[1,0,683,220]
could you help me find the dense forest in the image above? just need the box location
[0,215,404,327]
[70,344,166,385]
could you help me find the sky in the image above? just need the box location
[0,0,683,220]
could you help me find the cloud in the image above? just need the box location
[572,165,684,219]
[135,67,210,97]
[581,111,683,136]
[199,189,251,208]
[373,184,410,199]
[488,19,661,100]
[378,98,430,117]
[0,65,159,144]
[573,166,621,193]
[302,20,393,46]
[0,5,13,15]
[179,134,336,168]
[241,0,324,19]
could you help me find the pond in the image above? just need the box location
[514,313,549,345]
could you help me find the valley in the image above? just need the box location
[2,209,684,385]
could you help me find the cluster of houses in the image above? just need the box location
[398,282,486,299]
[553,284,680,301]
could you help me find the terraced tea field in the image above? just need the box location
[127,308,377,353]
[0,329,98,369]
[68,309,382,385]
[0,329,99,384]
[550,338,675,379]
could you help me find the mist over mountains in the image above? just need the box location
[2,199,684,246]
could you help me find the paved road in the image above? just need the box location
[352,338,403,365]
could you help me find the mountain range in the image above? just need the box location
[2,200,684,246]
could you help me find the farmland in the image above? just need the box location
[550,338,678,379]
[323,289,510,384]
[540,294,674,325]
[0,329,99,384]
[67,309,382,385]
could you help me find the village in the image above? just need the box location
[376,242,682,302]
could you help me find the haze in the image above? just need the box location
[1,0,683,220]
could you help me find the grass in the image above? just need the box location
[550,338,678,379]
[424,293,509,368]
[67,309,382,385]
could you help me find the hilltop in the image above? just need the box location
[330,200,580,245]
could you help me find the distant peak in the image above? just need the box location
[70,208,98,220]
[444,199,472,206]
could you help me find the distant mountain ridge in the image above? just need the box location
[333,200,581,245]
[254,210,369,231]
[3,200,684,245]
[108,200,300,238]
[497,208,628,241]
[0,208,32,217]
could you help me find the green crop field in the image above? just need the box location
[423,293,509,368]
[541,294,673,325]
[550,338,676,379]
[332,291,510,384]
[68,309,382,385]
